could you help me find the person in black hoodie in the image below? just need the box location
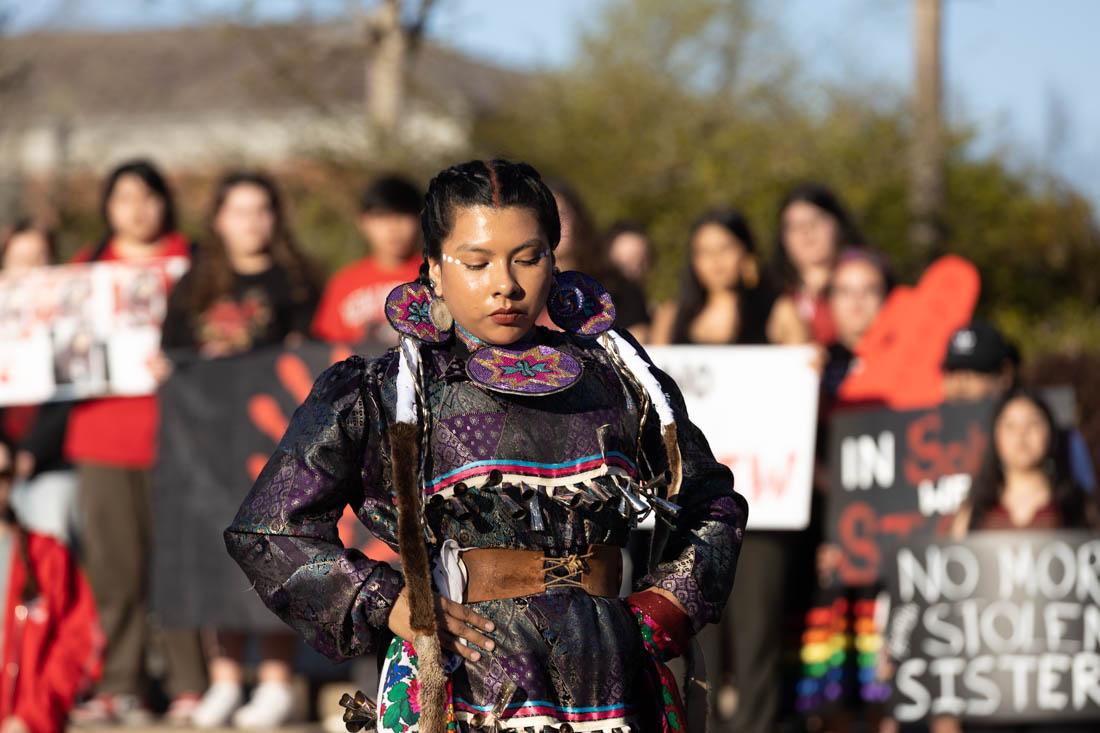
[157,171,320,728]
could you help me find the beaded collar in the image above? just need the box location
[456,323,583,397]
[385,270,617,397]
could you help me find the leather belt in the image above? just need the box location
[462,544,623,603]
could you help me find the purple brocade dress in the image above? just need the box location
[225,328,746,732]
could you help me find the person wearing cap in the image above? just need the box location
[940,320,1018,402]
[942,321,1095,492]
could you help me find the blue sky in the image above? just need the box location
[11,0,1100,206]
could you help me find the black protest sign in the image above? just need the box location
[884,531,1100,724]
[152,341,395,629]
[826,400,993,586]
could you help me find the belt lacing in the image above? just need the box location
[542,548,594,589]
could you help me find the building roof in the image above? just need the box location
[2,21,523,122]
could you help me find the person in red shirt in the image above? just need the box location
[64,160,206,725]
[311,175,423,345]
[0,437,102,733]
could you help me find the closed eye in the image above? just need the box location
[515,249,549,267]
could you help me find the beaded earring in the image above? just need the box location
[546,270,617,336]
[384,281,452,343]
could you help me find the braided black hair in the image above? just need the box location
[420,160,560,283]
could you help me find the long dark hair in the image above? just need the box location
[669,208,774,345]
[772,182,863,292]
[420,159,560,283]
[545,178,611,279]
[967,387,1093,530]
[91,159,177,260]
[187,171,319,318]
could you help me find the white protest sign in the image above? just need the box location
[647,345,819,530]
[0,257,188,405]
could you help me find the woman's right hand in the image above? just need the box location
[148,350,174,385]
[816,543,842,586]
[387,588,497,663]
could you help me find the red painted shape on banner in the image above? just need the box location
[721,451,797,502]
[248,393,288,444]
[245,344,361,482]
[837,501,880,586]
[247,455,267,482]
[240,341,360,484]
[839,255,980,410]
[337,506,398,562]
[878,512,925,538]
[903,412,987,485]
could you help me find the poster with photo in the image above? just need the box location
[0,257,188,405]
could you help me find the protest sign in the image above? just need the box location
[648,345,819,530]
[0,258,188,405]
[152,341,396,629]
[884,532,1100,724]
[826,401,993,585]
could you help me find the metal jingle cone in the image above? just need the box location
[643,474,670,497]
[587,480,614,503]
[523,485,547,532]
[613,480,650,515]
[648,494,682,526]
[499,491,528,520]
[580,491,605,512]
[338,690,377,731]
[448,495,472,520]
[549,485,571,508]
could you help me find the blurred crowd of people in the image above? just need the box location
[0,157,1096,733]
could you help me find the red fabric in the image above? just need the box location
[311,257,422,343]
[64,234,191,468]
[627,592,694,731]
[794,290,836,345]
[0,532,103,733]
[2,406,37,443]
[627,590,692,656]
[979,502,1062,530]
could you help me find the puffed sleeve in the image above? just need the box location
[224,355,404,660]
[631,337,749,632]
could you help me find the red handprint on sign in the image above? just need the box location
[246,344,396,562]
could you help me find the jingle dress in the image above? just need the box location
[225,310,746,731]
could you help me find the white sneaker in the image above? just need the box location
[232,681,297,728]
[191,682,245,728]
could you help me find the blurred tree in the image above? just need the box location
[471,0,1100,358]
[354,0,437,138]
[0,3,31,222]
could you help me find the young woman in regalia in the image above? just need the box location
[225,160,747,732]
